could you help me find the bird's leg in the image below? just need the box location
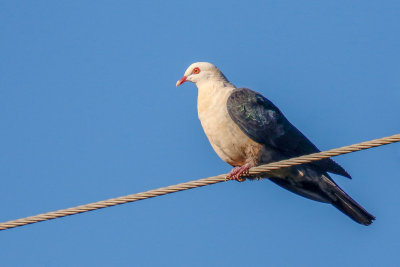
[226,163,251,182]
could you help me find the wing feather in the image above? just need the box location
[227,88,351,178]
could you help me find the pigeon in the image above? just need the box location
[176,62,375,225]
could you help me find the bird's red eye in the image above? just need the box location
[193,67,200,74]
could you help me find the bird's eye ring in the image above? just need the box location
[193,67,200,74]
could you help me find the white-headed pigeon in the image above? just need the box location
[176,62,375,225]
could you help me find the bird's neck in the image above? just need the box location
[196,74,235,95]
[196,78,236,116]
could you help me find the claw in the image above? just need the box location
[226,164,251,182]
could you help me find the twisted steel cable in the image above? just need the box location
[0,134,399,231]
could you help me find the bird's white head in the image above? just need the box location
[176,62,229,87]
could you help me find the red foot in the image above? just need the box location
[226,164,251,182]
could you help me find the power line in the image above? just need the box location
[0,134,399,231]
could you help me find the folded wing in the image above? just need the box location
[226,88,351,178]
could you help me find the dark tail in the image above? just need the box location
[268,169,375,225]
[327,179,375,226]
[269,172,376,225]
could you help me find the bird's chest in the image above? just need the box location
[197,90,262,167]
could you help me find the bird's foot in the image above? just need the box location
[226,164,251,182]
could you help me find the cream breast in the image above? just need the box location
[197,82,262,167]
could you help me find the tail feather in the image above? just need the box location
[330,187,375,226]
[268,169,375,225]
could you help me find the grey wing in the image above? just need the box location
[226,88,351,179]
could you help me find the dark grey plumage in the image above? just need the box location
[227,88,375,225]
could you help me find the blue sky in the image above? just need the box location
[0,1,399,266]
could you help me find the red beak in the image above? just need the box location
[176,76,187,87]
